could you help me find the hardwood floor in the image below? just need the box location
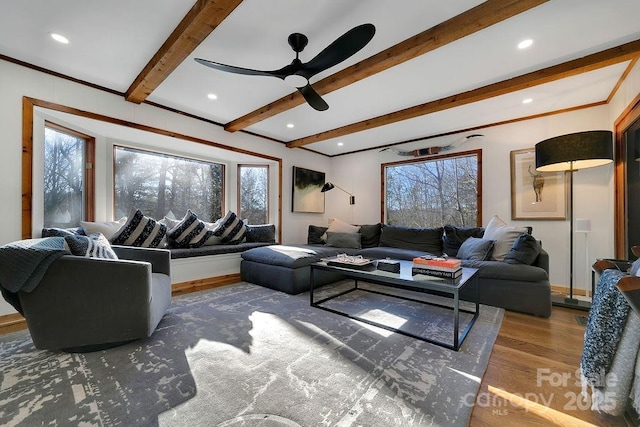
[470,306,630,426]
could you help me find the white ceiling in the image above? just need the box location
[2,0,639,156]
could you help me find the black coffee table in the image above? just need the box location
[310,259,479,351]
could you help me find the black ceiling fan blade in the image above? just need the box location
[194,58,284,78]
[298,23,375,80]
[298,84,328,111]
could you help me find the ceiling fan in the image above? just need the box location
[194,23,376,111]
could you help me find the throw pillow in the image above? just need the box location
[482,215,529,261]
[503,234,541,265]
[358,223,382,248]
[41,227,86,238]
[64,232,118,259]
[326,231,362,249]
[442,225,484,257]
[110,207,167,248]
[246,224,276,243]
[166,210,214,248]
[308,225,328,245]
[457,237,494,261]
[80,218,127,239]
[379,225,443,254]
[322,217,360,241]
[211,211,247,244]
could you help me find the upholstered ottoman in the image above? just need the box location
[240,244,356,294]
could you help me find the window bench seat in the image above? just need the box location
[169,242,271,259]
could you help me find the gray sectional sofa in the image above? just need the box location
[241,223,552,317]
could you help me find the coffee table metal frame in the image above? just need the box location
[310,260,479,351]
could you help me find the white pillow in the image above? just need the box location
[322,217,360,241]
[482,215,528,261]
[80,217,126,239]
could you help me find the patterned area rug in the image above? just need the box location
[0,281,503,426]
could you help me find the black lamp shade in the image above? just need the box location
[320,182,335,192]
[535,130,613,172]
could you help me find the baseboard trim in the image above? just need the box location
[0,274,243,336]
[0,313,27,335]
[171,273,241,296]
[550,285,589,297]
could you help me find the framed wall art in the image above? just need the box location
[292,166,325,213]
[510,148,567,220]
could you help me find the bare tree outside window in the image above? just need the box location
[43,127,86,227]
[114,146,224,222]
[384,151,480,227]
[238,165,269,224]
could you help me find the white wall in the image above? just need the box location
[331,105,615,292]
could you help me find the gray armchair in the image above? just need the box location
[18,245,172,352]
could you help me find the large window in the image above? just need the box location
[43,123,94,227]
[238,164,269,224]
[114,146,224,221]
[384,150,481,227]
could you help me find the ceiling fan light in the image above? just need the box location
[284,74,308,88]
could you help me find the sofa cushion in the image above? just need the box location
[308,225,328,245]
[245,224,276,243]
[443,225,484,257]
[503,234,541,265]
[80,218,126,239]
[460,260,549,282]
[457,237,494,261]
[324,218,360,239]
[111,208,167,248]
[326,232,361,249]
[166,210,214,248]
[211,211,247,244]
[357,246,435,261]
[482,215,528,261]
[241,245,349,268]
[64,233,118,259]
[378,225,443,254]
[358,223,382,248]
[170,242,271,259]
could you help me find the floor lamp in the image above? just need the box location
[535,130,613,310]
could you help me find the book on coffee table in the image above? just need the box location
[412,265,462,279]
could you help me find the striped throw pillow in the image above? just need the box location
[64,233,118,259]
[166,210,214,248]
[110,207,167,248]
[211,211,247,244]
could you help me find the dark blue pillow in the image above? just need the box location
[503,234,541,265]
[457,237,494,261]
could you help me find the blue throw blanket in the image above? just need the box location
[0,237,68,313]
[581,269,631,408]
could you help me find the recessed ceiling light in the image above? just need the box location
[337,142,344,146]
[207,93,218,100]
[522,98,533,104]
[518,39,533,50]
[50,33,69,44]
[286,123,294,128]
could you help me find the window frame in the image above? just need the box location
[380,149,482,227]
[43,120,96,225]
[237,164,270,224]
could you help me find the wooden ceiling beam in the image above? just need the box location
[224,0,549,132]
[286,39,640,148]
[125,0,243,104]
